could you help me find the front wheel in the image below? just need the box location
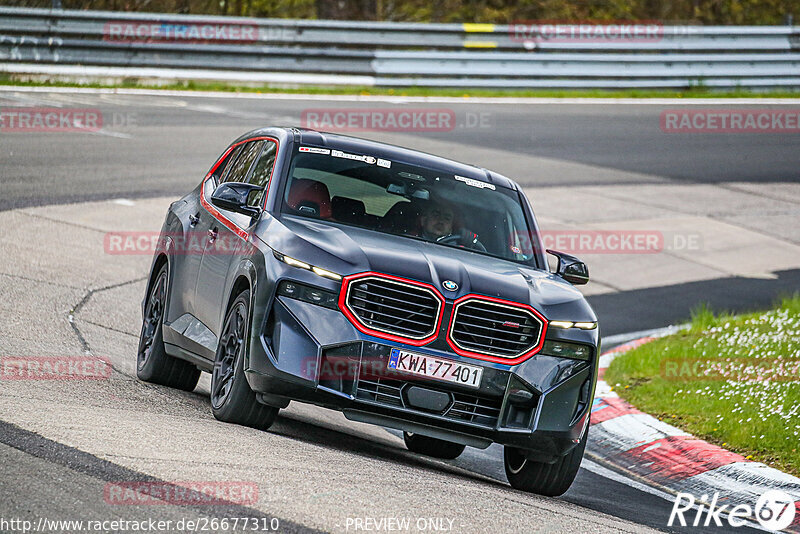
[210,290,278,430]
[403,432,466,460]
[504,426,588,497]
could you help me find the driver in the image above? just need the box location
[419,200,455,241]
[417,200,487,252]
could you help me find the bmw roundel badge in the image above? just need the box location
[442,280,458,292]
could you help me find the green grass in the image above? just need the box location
[2,76,800,99]
[605,295,800,476]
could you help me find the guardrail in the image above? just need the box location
[1,7,799,89]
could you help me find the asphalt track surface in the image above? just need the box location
[1,88,797,534]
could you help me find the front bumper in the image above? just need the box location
[244,291,597,460]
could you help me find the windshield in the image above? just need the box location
[281,147,542,266]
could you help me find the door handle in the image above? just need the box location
[189,213,200,227]
[207,228,218,242]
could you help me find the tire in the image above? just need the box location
[137,264,201,391]
[210,290,278,430]
[504,426,588,497]
[403,432,466,460]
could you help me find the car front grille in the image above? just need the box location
[355,376,502,428]
[345,276,441,340]
[450,299,543,359]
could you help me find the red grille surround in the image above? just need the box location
[446,294,548,365]
[338,272,445,346]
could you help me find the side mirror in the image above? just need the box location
[210,182,262,219]
[547,249,589,285]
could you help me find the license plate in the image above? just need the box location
[388,349,483,388]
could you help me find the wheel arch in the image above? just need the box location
[227,274,252,315]
[142,252,170,318]
[221,260,259,371]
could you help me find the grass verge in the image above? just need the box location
[605,295,800,477]
[1,77,800,99]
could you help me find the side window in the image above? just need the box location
[218,145,243,182]
[223,141,263,184]
[245,141,277,207]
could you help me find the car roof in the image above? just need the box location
[241,126,520,192]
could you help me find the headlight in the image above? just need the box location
[549,320,597,330]
[277,281,338,310]
[542,340,593,361]
[273,250,342,281]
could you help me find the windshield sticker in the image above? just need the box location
[331,149,376,164]
[299,146,330,154]
[377,158,392,168]
[455,175,496,190]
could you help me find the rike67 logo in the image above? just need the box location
[669,490,796,530]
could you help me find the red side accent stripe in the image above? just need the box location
[200,179,249,240]
[198,136,280,241]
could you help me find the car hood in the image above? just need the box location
[259,215,595,322]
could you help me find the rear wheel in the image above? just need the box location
[210,290,278,430]
[137,264,201,391]
[403,432,466,460]
[504,426,588,497]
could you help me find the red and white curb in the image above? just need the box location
[587,331,800,532]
